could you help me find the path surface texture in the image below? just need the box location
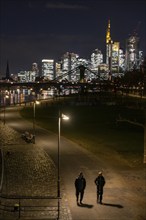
[0,106,146,220]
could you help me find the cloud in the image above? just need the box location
[45,2,88,10]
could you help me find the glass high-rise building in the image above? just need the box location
[119,49,125,73]
[111,42,120,75]
[106,20,120,78]
[125,35,140,71]
[42,59,54,80]
[32,62,39,76]
[91,49,103,70]
[61,52,79,81]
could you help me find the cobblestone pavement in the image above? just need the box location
[0,122,72,220]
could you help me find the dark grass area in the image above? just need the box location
[20,100,144,167]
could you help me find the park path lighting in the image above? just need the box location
[3,95,9,125]
[33,100,40,144]
[57,112,69,219]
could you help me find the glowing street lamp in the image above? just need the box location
[3,95,9,125]
[33,100,40,144]
[57,112,69,219]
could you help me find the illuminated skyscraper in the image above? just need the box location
[119,49,125,73]
[55,62,62,79]
[125,35,141,71]
[106,20,120,78]
[42,59,54,80]
[32,62,39,76]
[61,52,79,81]
[106,20,112,64]
[111,42,120,75]
[138,51,144,68]
[91,49,103,71]
[106,20,113,79]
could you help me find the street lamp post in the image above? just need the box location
[33,100,40,144]
[3,96,6,125]
[57,112,61,220]
[57,112,69,219]
[3,95,9,125]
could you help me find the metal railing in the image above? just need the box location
[0,194,61,219]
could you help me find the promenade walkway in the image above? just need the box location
[0,106,146,220]
[0,121,72,219]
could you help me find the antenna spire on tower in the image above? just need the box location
[106,19,111,44]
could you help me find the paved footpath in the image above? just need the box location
[0,121,72,220]
[0,106,146,220]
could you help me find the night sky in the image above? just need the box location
[0,0,145,77]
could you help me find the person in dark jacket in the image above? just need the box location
[75,172,86,205]
[94,171,105,204]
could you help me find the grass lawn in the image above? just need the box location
[20,99,144,168]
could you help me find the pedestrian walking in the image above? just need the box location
[75,172,86,205]
[94,171,105,204]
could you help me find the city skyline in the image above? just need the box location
[0,0,145,77]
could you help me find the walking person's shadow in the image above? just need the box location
[102,203,123,208]
[77,202,123,209]
[77,203,94,208]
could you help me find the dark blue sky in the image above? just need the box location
[0,0,145,76]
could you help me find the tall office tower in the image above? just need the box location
[138,51,144,69]
[55,62,62,79]
[61,52,79,81]
[42,59,54,80]
[32,62,39,76]
[111,42,120,75]
[119,49,125,73]
[106,20,113,79]
[98,64,109,80]
[125,35,140,71]
[106,20,120,78]
[30,62,39,82]
[18,71,35,82]
[91,49,103,71]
